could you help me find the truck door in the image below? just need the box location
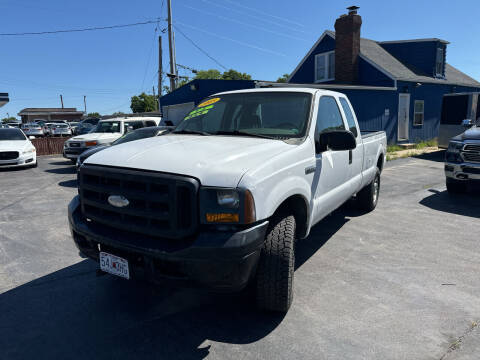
[339,97,363,193]
[312,95,351,223]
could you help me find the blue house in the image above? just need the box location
[287,6,480,143]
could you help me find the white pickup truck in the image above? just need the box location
[63,117,161,162]
[68,88,386,312]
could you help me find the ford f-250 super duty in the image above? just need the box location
[68,88,386,312]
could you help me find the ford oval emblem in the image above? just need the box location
[108,195,129,208]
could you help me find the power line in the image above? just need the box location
[172,24,228,70]
[182,4,309,43]
[0,19,162,36]
[175,21,286,57]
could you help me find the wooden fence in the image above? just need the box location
[31,137,71,156]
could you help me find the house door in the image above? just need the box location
[398,93,410,141]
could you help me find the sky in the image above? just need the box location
[1,0,479,119]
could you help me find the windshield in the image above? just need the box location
[0,128,27,140]
[113,128,159,145]
[92,121,121,133]
[174,92,312,138]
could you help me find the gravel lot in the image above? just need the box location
[0,153,479,360]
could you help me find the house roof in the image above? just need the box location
[18,107,84,115]
[293,31,480,88]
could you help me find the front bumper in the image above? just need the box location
[68,196,268,291]
[0,154,36,168]
[445,161,480,181]
[63,146,87,159]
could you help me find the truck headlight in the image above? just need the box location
[217,189,240,208]
[446,141,463,163]
[85,141,98,147]
[200,188,256,224]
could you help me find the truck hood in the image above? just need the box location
[452,126,480,141]
[69,132,121,143]
[0,140,31,152]
[85,134,294,186]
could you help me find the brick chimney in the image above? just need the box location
[334,6,362,84]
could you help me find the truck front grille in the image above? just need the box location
[463,144,480,152]
[462,152,480,163]
[0,151,19,160]
[79,165,199,239]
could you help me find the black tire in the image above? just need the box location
[357,168,380,212]
[255,214,295,312]
[446,177,466,193]
[32,161,38,168]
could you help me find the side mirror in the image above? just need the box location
[316,130,356,153]
[462,119,473,128]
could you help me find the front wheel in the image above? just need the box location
[357,168,380,212]
[255,214,295,313]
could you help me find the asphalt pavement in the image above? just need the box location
[0,153,479,360]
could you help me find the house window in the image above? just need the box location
[315,51,335,82]
[414,100,424,126]
[436,47,444,77]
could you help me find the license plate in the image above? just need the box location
[99,252,130,279]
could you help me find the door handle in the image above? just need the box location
[349,150,352,164]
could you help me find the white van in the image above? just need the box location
[439,93,480,148]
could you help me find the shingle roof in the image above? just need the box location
[321,31,480,87]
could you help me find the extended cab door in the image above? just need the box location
[338,97,363,194]
[311,95,351,223]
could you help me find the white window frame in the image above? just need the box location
[413,100,424,126]
[435,47,444,77]
[314,51,335,83]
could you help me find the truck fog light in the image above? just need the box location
[217,190,239,208]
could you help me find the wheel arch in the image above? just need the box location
[271,194,310,240]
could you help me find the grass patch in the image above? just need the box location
[387,145,403,153]
[415,138,438,149]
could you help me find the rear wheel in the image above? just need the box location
[446,177,466,193]
[357,168,380,212]
[255,214,295,313]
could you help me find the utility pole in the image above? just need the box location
[83,95,87,114]
[60,95,64,108]
[158,35,162,111]
[167,0,177,92]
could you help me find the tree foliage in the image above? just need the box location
[130,92,157,113]
[87,112,101,118]
[276,74,290,83]
[167,68,253,93]
[1,116,18,123]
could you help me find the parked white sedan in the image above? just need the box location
[0,128,37,168]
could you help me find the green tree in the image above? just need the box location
[195,69,222,80]
[130,92,157,113]
[87,112,101,118]
[1,116,18,123]
[276,73,290,83]
[111,111,126,116]
[221,69,252,80]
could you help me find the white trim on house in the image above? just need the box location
[314,50,335,83]
[379,38,449,45]
[287,31,335,83]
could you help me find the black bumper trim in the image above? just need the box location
[68,196,268,291]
